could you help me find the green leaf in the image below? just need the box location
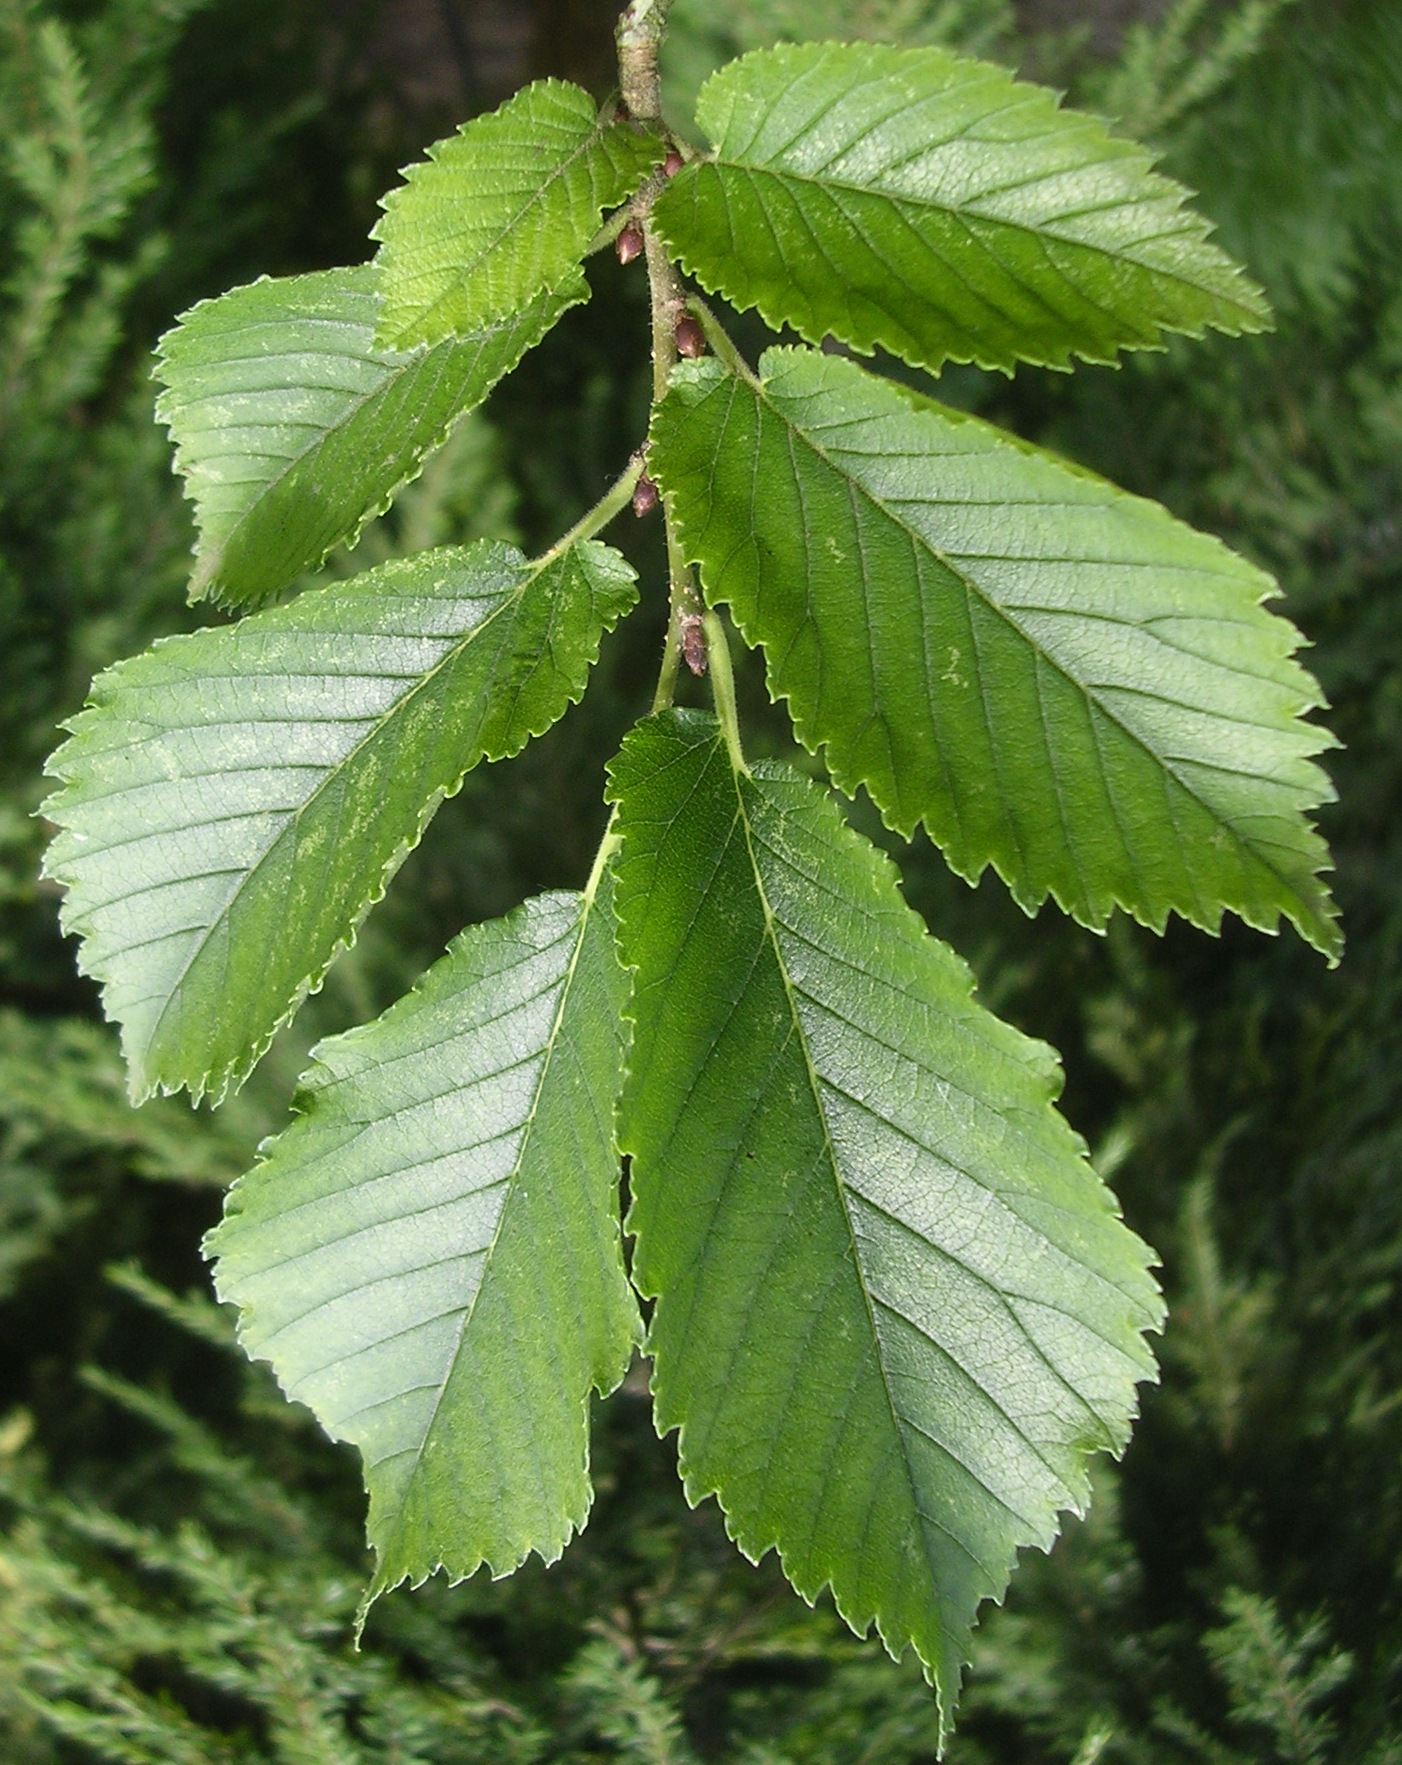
[372,79,662,351]
[653,41,1270,375]
[42,538,636,1103]
[650,348,1340,959]
[609,711,1162,1745]
[207,877,638,1596]
[155,265,583,609]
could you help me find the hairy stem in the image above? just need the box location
[703,610,746,773]
[535,455,645,568]
[615,0,675,118]
[617,0,706,703]
[583,205,634,258]
[641,223,683,407]
[688,294,761,388]
[650,593,682,713]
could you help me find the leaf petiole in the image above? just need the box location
[687,294,760,388]
[584,806,622,903]
[703,609,746,773]
[583,205,635,259]
[534,454,646,570]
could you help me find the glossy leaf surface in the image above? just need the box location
[373,79,661,349]
[654,41,1270,374]
[43,539,636,1102]
[209,881,638,1598]
[610,711,1162,1741]
[155,266,582,608]
[650,348,1339,958]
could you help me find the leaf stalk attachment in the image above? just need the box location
[584,808,622,906]
[583,205,635,259]
[703,609,746,773]
[687,295,760,387]
[536,454,646,569]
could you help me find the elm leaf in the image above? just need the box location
[610,710,1162,1746]
[653,41,1269,375]
[42,538,636,1103]
[155,265,582,609]
[208,878,638,1599]
[650,348,1340,959]
[372,79,662,350]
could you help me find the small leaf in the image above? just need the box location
[155,265,583,609]
[650,348,1340,959]
[42,538,636,1102]
[609,710,1162,1746]
[372,79,662,350]
[653,41,1269,375]
[208,877,638,1596]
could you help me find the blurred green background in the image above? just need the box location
[1,0,1399,1758]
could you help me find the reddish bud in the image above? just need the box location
[674,315,705,359]
[616,222,644,265]
[632,472,658,517]
[680,612,708,676]
[613,100,631,123]
[663,149,684,177]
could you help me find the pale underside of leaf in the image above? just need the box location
[609,711,1162,1746]
[653,40,1270,375]
[372,78,662,350]
[207,881,638,1596]
[155,265,584,609]
[650,348,1340,960]
[42,538,636,1103]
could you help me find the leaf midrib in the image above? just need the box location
[736,767,1125,1455]
[385,110,613,345]
[140,570,536,1090]
[377,892,596,1563]
[694,155,1247,314]
[187,325,462,592]
[749,369,1313,908]
[725,756,978,1649]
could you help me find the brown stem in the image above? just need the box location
[616,0,705,699]
[615,0,674,120]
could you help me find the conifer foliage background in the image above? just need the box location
[1,0,1400,1759]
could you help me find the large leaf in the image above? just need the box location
[208,878,638,1597]
[609,711,1162,1744]
[42,538,636,1103]
[372,79,662,351]
[653,41,1269,375]
[155,266,582,609]
[650,348,1340,959]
